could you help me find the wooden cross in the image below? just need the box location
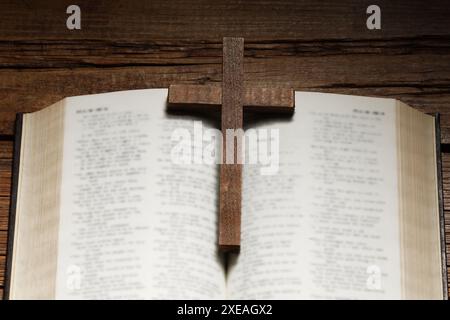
[168,37,295,252]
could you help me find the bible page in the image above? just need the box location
[227,92,402,299]
[55,89,225,299]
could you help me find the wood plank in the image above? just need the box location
[0,38,449,69]
[0,142,12,232]
[0,0,449,41]
[0,231,6,256]
[219,38,244,251]
[0,141,13,159]
[0,159,11,198]
[0,229,6,296]
[443,155,450,299]
[1,49,450,138]
[0,91,13,297]
[442,154,450,211]
[0,143,12,228]
[0,197,9,232]
[0,255,4,286]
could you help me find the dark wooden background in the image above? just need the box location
[0,0,449,298]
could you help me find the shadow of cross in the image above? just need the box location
[167,37,295,252]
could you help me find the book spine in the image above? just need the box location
[434,113,449,300]
[4,113,23,300]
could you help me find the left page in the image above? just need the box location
[55,89,225,299]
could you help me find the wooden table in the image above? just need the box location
[0,0,449,298]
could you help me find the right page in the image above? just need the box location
[228,92,404,299]
[395,101,443,299]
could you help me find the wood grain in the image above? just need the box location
[168,84,294,111]
[442,154,450,211]
[0,138,11,298]
[0,141,11,232]
[0,197,9,232]
[0,231,5,256]
[0,0,449,41]
[0,159,11,197]
[0,255,4,285]
[0,41,450,140]
[219,38,244,251]
[442,154,450,297]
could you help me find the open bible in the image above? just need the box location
[5,89,447,299]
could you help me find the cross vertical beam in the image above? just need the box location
[219,37,244,252]
[167,37,295,253]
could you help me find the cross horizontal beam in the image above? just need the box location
[168,84,295,113]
